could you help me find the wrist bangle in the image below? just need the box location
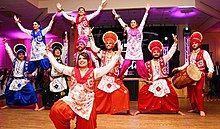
[114,14,121,20]
[15,20,21,24]
[57,8,64,12]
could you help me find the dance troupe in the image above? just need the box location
[0,0,214,129]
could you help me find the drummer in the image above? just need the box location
[134,34,184,116]
[173,32,214,117]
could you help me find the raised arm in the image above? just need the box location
[90,52,100,68]
[46,52,73,76]
[61,33,68,63]
[42,13,57,35]
[14,15,32,35]
[94,40,122,79]
[139,4,150,29]
[88,27,101,54]
[3,39,15,62]
[112,9,127,28]
[87,0,106,21]
[56,3,75,22]
[163,34,178,63]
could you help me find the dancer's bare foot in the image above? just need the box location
[187,109,195,113]
[34,103,39,111]
[38,106,45,111]
[200,111,206,117]
[177,111,185,116]
[133,111,141,116]
[0,105,9,109]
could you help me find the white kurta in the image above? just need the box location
[117,11,148,60]
[17,19,54,61]
[50,42,68,92]
[4,43,28,91]
[148,43,177,97]
[177,49,214,73]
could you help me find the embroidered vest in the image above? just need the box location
[145,57,167,81]
[188,50,206,72]
[100,51,120,76]
[11,58,29,78]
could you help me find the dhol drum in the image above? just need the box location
[172,64,202,89]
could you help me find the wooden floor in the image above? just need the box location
[0,97,220,129]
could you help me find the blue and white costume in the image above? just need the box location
[4,43,38,106]
[41,42,68,108]
[16,17,55,73]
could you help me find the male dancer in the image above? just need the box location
[173,32,214,116]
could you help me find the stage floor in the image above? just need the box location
[0,97,220,129]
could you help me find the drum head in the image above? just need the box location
[187,64,202,81]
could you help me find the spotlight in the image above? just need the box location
[183,27,191,36]
[164,37,168,41]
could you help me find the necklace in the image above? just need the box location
[106,51,114,61]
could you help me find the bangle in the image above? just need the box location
[114,14,120,20]
[15,20,21,24]
[57,8,64,12]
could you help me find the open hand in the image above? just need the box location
[146,3,151,11]
[172,34,178,44]
[2,38,7,44]
[14,15,20,23]
[112,9,117,16]
[116,40,122,56]
[56,3,62,10]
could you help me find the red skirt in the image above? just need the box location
[49,100,97,129]
[138,79,180,113]
[95,79,130,114]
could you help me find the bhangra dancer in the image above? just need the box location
[74,35,99,68]
[173,32,214,117]
[90,31,130,114]
[56,0,106,52]
[14,13,57,75]
[112,4,150,79]
[134,35,184,116]
[39,36,69,111]
[1,38,38,110]
[48,40,122,129]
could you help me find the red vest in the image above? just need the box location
[145,57,167,81]
[100,51,120,77]
[188,49,206,72]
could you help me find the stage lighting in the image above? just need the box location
[183,27,191,36]
[164,37,168,41]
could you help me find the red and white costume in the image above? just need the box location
[73,35,99,68]
[95,50,130,114]
[47,52,120,129]
[138,40,180,113]
[177,32,214,112]
[61,6,102,52]
[90,31,130,114]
